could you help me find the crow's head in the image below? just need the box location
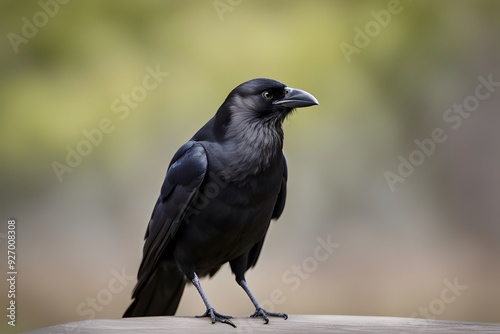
[210,78,318,178]
[216,78,318,129]
[217,78,319,125]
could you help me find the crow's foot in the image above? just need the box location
[250,308,288,324]
[196,308,235,328]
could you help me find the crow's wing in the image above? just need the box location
[247,154,288,270]
[132,141,208,298]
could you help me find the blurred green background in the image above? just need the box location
[1,0,500,332]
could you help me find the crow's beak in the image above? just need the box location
[273,87,319,108]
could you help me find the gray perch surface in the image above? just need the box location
[26,315,500,333]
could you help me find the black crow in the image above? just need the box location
[124,78,318,327]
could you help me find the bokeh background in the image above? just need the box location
[1,0,500,332]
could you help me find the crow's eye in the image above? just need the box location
[262,91,273,100]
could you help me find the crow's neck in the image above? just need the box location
[223,112,284,181]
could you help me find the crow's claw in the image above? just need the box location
[196,308,235,328]
[250,308,288,324]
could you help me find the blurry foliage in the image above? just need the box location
[0,1,498,186]
[1,1,499,187]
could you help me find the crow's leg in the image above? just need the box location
[189,272,236,328]
[236,276,288,324]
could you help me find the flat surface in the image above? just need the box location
[26,315,500,333]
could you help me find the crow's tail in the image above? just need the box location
[123,262,185,317]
